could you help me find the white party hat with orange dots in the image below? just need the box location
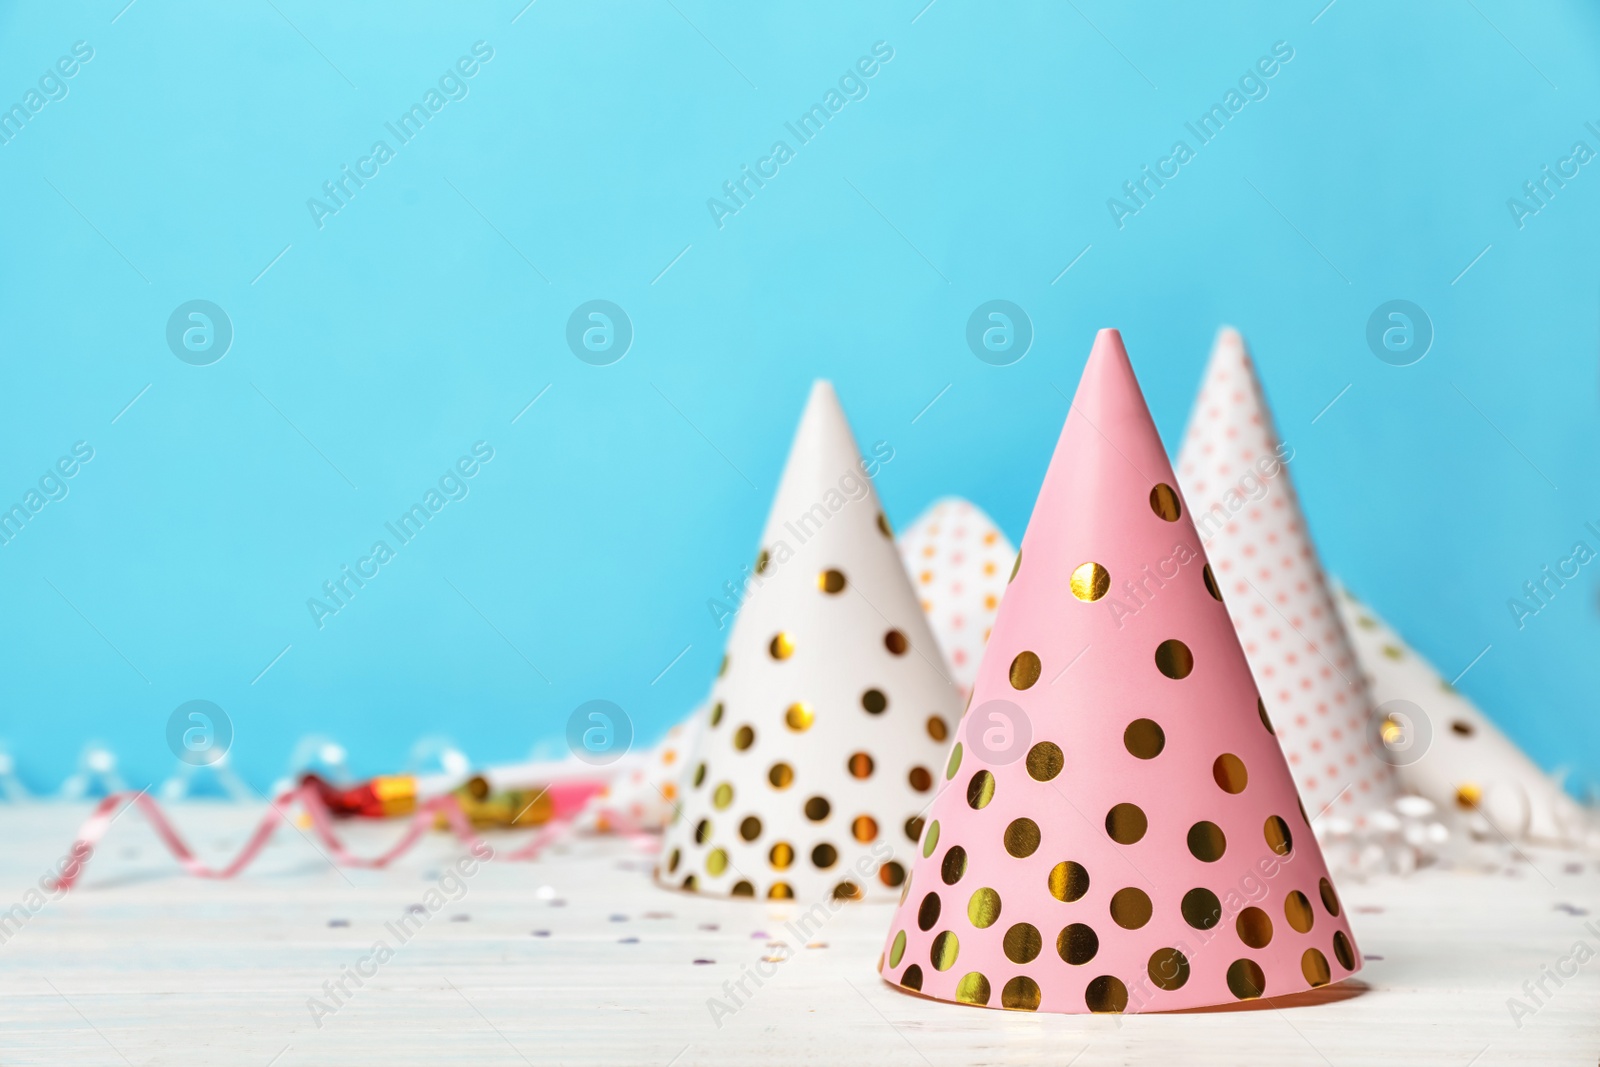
[658,381,963,901]
[898,499,1017,698]
[879,330,1359,1014]
[1333,584,1592,847]
[573,711,702,834]
[1175,328,1401,837]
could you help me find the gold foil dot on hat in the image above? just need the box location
[879,861,905,887]
[967,887,1001,928]
[1451,719,1475,736]
[1319,877,1342,916]
[852,815,878,843]
[955,972,991,1005]
[1048,861,1090,903]
[811,843,837,869]
[1149,483,1183,521]
[1203,563,1222,601]
[900,964,924,991]
[966,770,996,809]
[1056,923,1098,965]
[785,703,814,732]
[884,629,909,655]
[682,874,697,890]
[1455,783,1482,810]
[693,819,712,844]
[731,880,754,897]
[847,752,874,779]
[768,762,794,789]
[926,716,948,741]
[692,763,706,788]
[1070,562,1111,602]
[946,742,964,780]
[804,796,831,821]
[769,842,793,869]
[1026,742,1064,782]
[1302,947,1332,987]
[818,568,846,594]
[1258,697,1274,735]
[706,848,728,876]
[768,882,793,899]
[666,848,681,873]
[1123,719,1165,759]
[1213,754,1248,793]
[1105,803,1147,845]
[1236,907,1273,948]
[1227,959,1266,1000]
[1182,887,1222,930]
[889,930,907,967]
[1154,639,1194,679]
[755,549,770,574]
[877,511,892,538]
[739,816,762,841]
[861,689,888,714]
[907,767,932,792]
[718,654,729,677]
[922,820,941,857]
[1187,821,1227,862]
[1009,550,1022,583]
[709,702,724,728]
[918,892,942,930]
[1148,948,1191,991]
[930,930,960,971]
[769,632,795,660]
[1264,815,1293,856]
[1085,974,1128,1013]
[1000,976,1040,1012]
[1009,651,1042,689]
[1110,887,1152,929]
[1004,818,1041,858]
[1284,891,1315,933]
[1003,923,1042,964]
[941,846,968,885]
[906,816,926,844]
[1333,930,1357,970]
[733,724,755,750]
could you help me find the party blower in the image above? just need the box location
[879,330,1360,1013]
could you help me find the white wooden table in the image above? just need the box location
[0,804,1595,1066]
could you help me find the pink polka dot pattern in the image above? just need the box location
[1175,328,1397,824]
[878,330,1360,1014]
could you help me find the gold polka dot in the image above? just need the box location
[1213,753,1248,793]
[877,511,892,538]
[884,630,909,655]
[941,846,967,885]
[906,816,926,844]
[1284,890,1315,933]
[1070,562,1111,602]
[804,796,830,821]
[1203,563,1222,601]
[739,815,762,841]
[1105,803,1147,845]
[1057,923,1098,965]
[784,703,814,732]
[847,752,873,779]
[712,783,733,810]
[1258,697,1274,735]
[1149,483,1183,521]
[692,763,706,788]
[717,655,728,677]
[888,930,906,967]
[930,930,960,971]
[900,875,913,904]
[1188,821,1227,862]
[811,843,837,869]
[945,742,964,780]
[966,770,995,809]
[1148,948,1190,991]
[1319,877,1341,916]
[926,716,948,742]
[1227,958,1266,1000]
[1003,923,1042,964]
[1110,887,1152,929]
[1000,976,1040,1012]
[1182,887,1222,929]
[1333,930,1356,970]
[1302,947,1332,987]
[900,964,923,991]
[666,848,681,873]
[709,702,725,727]
[1048,861,1090,903]
[1009,651,1042,689]
[1009,550,1022,583]
[706,848,728,876]
[1455,783,1482,810]
[921,820,941,857]
[852,815,877,843]
[768,763,793,789]
[1004,818,1040,857]
[733,724,755,750]
[954,972,991,1005]
[731,880,754,897]
[861,689,888,714]
[1026,742,1063,781]
[769,842,793,869]
[909,767,933,792]
[755,549,770,574]
[1264,815,1293,856]
[768,632,795,660]
[1236,906,1273,948]
[682,874,697,890]
[1155,639,1194,679]
[917,892,941,931]
[1123,718,1165,759]
[1451,719,1475,737]
[1085,974,1128,1013]
[879,861,905,887]
[818,569,846,594]
[967,887,1001,928]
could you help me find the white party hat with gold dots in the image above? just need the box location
[658,381,963,901]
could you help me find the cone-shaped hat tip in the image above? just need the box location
[1214,325,1245,354]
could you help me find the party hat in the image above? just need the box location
[659,382,962,901]
[1175,328,1398,826]
[577,711,703,834]
[1333,584,1590,845]
[879,331,1359,1014]
[898,499,1017,697]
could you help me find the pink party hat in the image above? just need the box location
[660,382,962,901]
[878,331,1360,1014]
[898,499,1017,698]
[1176,329,1399,829]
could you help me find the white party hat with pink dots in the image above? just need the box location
[898,499,1017,698]
[658,381,963,901]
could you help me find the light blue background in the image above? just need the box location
[1,0,1596,796]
